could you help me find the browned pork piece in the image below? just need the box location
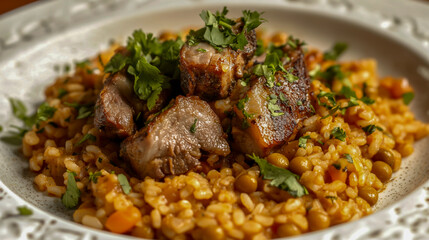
[179,30,257,101]
[231,45,313,156]
[94,72,169,138]
[120,96,230,179]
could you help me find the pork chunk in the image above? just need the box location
[232,46,313,156]
[179,31,256,101]
[94,72,170,138]
[120,96,230,179]
[94,73,136,138]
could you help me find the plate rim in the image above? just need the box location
[0,0,429,239]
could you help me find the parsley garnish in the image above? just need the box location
[255,39,265,56]
[332,163,341,170]
[104,54,128,74]
[76,134,96,146]
[316,64,345,83]
[267,95,284,117]
[196,48,207,53]
[253,52,286,88]
[331,127,346,141]
[128,57,167,111]
[89,171,102,184]
[248,154,308,197]
[362,125,382,135]
[360,96,375,105]
[284,69,299,83]
[323,42,348,61]
[75,59,90,69]
[402,92,414,105]
[298,135,311,149]
[36,103,57,123]
[286,35,306,49]
[17,206,33,216]
[237,95,253,129]
[62,171,80,209]
[1,99,58,145]
[344,153,353,163]
[104,30,183,111]
[65,102,94,119]
[325,195,337,203]
[58,88,68,98]
[187,7,264,52]
[117,174,131,194]
[190,119,198,133]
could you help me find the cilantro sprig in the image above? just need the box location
[187,7,264,51]
[1,99,57,145]
[118,174,131,194]
[331,127,346,141]
[299,135,311,149]
[267,94,284,117]
[236,95,253,129]
[62,171,80,209]
[104,30,183,110]
[248,154,308,197]
[324,42,348,61]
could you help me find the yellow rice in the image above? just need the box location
[22,30,429,239]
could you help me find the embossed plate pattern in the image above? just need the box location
[0,0,429,239]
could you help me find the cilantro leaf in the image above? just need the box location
[299,135,311,149]
[344,154,353,163]
[267,95,284,117]
[255,39,265,56]
[242,10,265,32]
[331,127,346,141]
[339,86,357,99]
[362,125,382,135]
[75,59,91,69]
[36,103,57,123]
[237,95,253,129]
[187,7,264,51]
[76,134,96,146]
[248,154,308,197]
[402,92,414,105]
[9,98,27,121]
[286,36,306,49]
[104,53,128,74]
[65,102,94,119]
[117,174,131,194]
[253,52,287,88]
[324,42,348,61]
[190,119,198,133]
[62,171,80,209]
[360,96,375,105]
[128,58,166,111]
[89,171,102,184]
[58,88,68,98]
[316,65,345,83]
[17,206,33,216]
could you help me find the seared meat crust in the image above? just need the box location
[179,30,257,101]
[232,46,312,156]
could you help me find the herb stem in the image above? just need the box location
[219,20,232,30]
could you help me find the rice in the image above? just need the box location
[21,30,429,239]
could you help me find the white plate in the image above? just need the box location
[0,0,429,239]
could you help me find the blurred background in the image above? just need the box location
[1,0,428,15]
[0,0,37,14]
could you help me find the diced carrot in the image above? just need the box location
[105,206,141,234]
[380,77,413,99]
[328,165,347,183]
